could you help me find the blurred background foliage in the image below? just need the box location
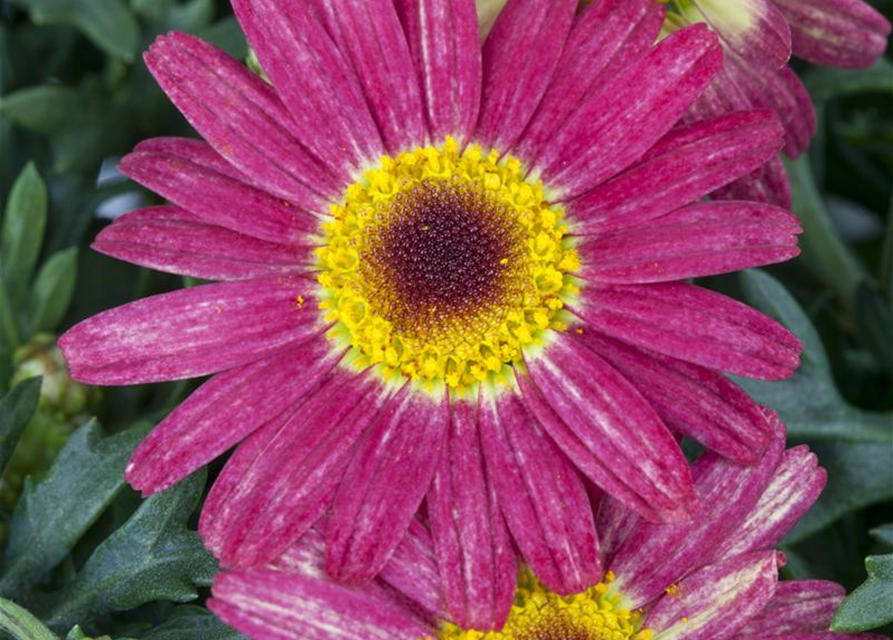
[0,0,890,637]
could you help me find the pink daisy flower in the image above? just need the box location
[60,0,802,605]
[209,412,880,639]
[660,0,890,208]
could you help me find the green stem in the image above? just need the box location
[785,157,869,307]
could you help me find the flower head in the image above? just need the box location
[208,412,882,640]
[60,0,802,618]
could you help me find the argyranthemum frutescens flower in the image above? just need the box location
[209,412,881,640]
[60,0,802,619]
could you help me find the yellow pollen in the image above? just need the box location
[436,567,653,640]
[316,137,579,393]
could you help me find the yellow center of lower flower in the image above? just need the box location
[316,138,579,393]
[438,569,653,640]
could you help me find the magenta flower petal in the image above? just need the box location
[144,31,342,203]
[126,335,341,496]
[230,0,383,175]
[736,580,845,635]
[92,206,313,281]
[118,151,319,246]
[574,282,802,380]
[694,0,792,69]
[377,519,445,618]
[479,391,600,595]
[395,0,481,143]
[59,277,322,385]
[714,446,827,559]
[772,0,891,68]
[428,398,516,630]
[536,24,722,199]
[567,110,785,235]
[199,372,389,567]
[578,200,801,284]
[714,154,793,210]
[607,419,785,606]
[326,388,449,584]
[475,0,577,152]
[516,0,664,163]
[577,330,771,465]
[209,569,429,640]
[135,137,247,181]
[519,332,698,524]
[311,0,426,153]
[644,550,781,640]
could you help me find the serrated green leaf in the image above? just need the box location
[0,377,42,477]
[871,524,893,547]
[785,440,893,544]
[41,471,217,630]
[0,598,57,640]
[0,421,151,596]
[737,269,892,442]
[141,607,245,640]
[832,554,893,631]
[1,163,47,309]
[8,0,138,61]
[29,249,77,333]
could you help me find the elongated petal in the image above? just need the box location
[736,580,845,635]
[312,0,425,153]
[772,0,891,68]
[577,330,770,464]
[519,332,697,524]
[136,137,247,181]
[693,0,791,69]
[566,110,785,235]
[93,206,314,281]
[645,551,780,640]
[144,32,341,204]
[428,397,516,630]
[474,0,577,152]
[199,372,390,567]
[210,569,430,640]
[119,151,319,246]
[479,391,599,595]
[713,155,792,210]
[59,278,323,385]
[713,443,826,560]
[230,0,383,175]
[608,419,785,606]
[574,282,802,380]
[326,388,449,584]
[126,335,342,495]
[517,0,664,162]
[395,0,481,143]
[538,24,722,199]
[378,519,446,618]
[577,201,801,284]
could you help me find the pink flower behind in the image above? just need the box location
[60,0,802,623]
[208,412,884,640]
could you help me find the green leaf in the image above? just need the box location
[8,0,138,61]
[737,269,892,443]
[805,58,893,104]
[0,421,150,596]
[0,598,58,640]
[29,249,78,333]
[832,554,893,632]
[0,87,93,136]
[140,607,246,640]
[1,163,47,309]
[0,377,42,477]
[871,524,893,548]
[41,471,217,630]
